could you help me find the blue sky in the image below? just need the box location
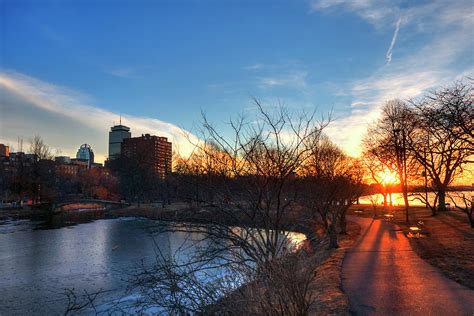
[1,0,473,162]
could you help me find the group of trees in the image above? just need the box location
[364,80,473,222]
[125,101,365,314]
[0,137,57,204]
[134,81,471,313]
[173,101,363,250]
[107,155,167,206]
[3,81,471,314]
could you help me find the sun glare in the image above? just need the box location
[379,170,397,185]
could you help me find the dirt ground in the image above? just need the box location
[309,220,361,315]
[348,204,474,290]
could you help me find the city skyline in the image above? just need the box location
[1,0,473,162]
[0,2,473,313]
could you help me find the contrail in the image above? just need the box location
[386,18,402,64]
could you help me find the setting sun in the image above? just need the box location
[0,1,473,314]
[378,170,398,185]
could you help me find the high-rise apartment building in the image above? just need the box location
[0,144,10,157]
[121,134,172,178]
[108,124,131,160]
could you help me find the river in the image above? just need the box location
[359,191,473,207]
[0,213,305,315]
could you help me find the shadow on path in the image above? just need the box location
[342,217,474,315]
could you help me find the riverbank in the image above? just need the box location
[106,202,314,236]
[88,203,364,313]
[309,220,361,315]
[208,220,361,315]
[1,202,362,313]
[0,207,50,221]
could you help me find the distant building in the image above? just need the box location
[76,144,95,168]
[55,156,71,164]
[55,163,80,177]
[0,144,10,157]
[122,134,172,178]
[0,152,35,187]
[9,152,35,162]
[109,124,131,160]
[54,153,102,177]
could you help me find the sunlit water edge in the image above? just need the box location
[359,191,473,207]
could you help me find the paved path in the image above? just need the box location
[343,217,474,315]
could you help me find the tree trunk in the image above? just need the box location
[438,189,447,212]
[467,208,473,228]
[306,229,320,250]
[402,185,409,222]
[328,223,339,248]
[339,212,347,234]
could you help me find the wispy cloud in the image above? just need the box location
[310,0,398,28]
[385,17,401,64]
[104,67,138,79]
[259,71,308,90]
[0,71,198,162]
[312,0,474,156]
[244,63,264,71]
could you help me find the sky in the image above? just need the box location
[1,0,473,163]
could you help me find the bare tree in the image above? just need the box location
[449,192,473,228]
[367,189,380,217]
[179,100,330,264]
[63,288,107,315]
[128,242,233,314]
[361,147,393,209]
[128,233,316,315]
[428,80,474,148]
[301,136,363,248]
[29,135,53,161]
[27,135,55,204]
[411,188,439,216]
[364,100,419,222]
[222,251,317,315]
[128,100,332,314]
[407,81,473,212]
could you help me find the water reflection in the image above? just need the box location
[360,191,472,206]
[0,215,306,315]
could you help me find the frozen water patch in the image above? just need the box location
[0,219,34,234]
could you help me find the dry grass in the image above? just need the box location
[408,210,474,290]
[309,221,361,315]
[209,221,361,315]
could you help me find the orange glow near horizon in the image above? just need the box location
[378,170,398,185]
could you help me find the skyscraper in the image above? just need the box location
[75,144,95,168]
[121,134,172,179]
[108,123,131,160]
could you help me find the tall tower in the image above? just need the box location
[76,144,95,168]
[108,122,131,160]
